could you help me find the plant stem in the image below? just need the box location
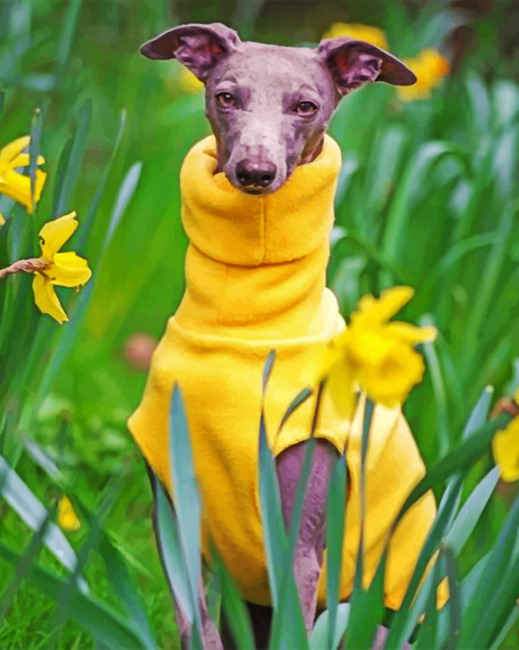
[0,258,49,279]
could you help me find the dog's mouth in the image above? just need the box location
[241,186,269,195]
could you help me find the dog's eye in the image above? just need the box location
[294,101,318,116]
[215,92,236,107]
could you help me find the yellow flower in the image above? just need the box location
[315,286,436,413]
[0,135,47,224]
[492,390,519,482]
[178,66,204,94]
[33,212,92,324]
[58,496,81,531]
[322,22,389,50]
[397,48,450,102]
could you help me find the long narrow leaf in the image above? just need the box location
[444,467,499,556]
[0,455,86,591]
[0,542,148,649]
[169,385,203,635]
[325,454,347,650]
[152,474,192,622]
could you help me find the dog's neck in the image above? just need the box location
[174,134,342,339]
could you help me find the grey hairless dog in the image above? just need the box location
[140,23,416,649]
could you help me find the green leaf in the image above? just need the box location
[276,387,313,436]
[82,109,127,247]
[325,455,347,650]
[443,544,462,650]
[444,467,499,557]
[413,552,443,650]
[213,554,254,650]
[465,73,490,133]
[310,604,350,650]
[257,411,288,606]
[395,415,509,526]
[54,0,83,77]
[0,504,54,620]
[380,142,468,287]
[462,385,494,440]
[152,474,192,622]
[344,399,384,650]
[169,385,203,635]
[28,106,43,226]
[0,455,86,592]
[53,99,92,217]
[385,479,462,650]
[262,349,276,393]
[420,315,450,457]
[460,494,519,648]
[100,161,142,258]
[258,353,307,649]
[0,542,149,649]
[462,200,515,369]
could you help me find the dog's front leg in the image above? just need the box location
[168,579,222,650]
[276,439,338,633]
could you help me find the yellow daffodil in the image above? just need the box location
[178,65,204,94]
[58,496,81,531]
[492,390,519,482]
[322,22,389,50]
[397,48,450,102]
[0,135,47,224]
[33,212,92,324]
[315,286,436,414]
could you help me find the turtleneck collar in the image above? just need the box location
[180,134,342,267]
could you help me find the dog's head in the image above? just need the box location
[141,23,416,194]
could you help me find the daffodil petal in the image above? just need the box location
[492,419,519,483]
[386,322,437,345]
[11,152,46,168]
[51,251,92,287]
[32,273,69,323]
[0,136,30,163]
[58,496,81,531]
[0,171,33,208]
[0,168,46,212]
[356,285,414,324]
[39,212,78,259]
[0,208,5,225]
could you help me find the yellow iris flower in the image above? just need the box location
[492,390,519,482]
[322,22,389,50]
[397,48,450,102]
[0,135,47,224]
[316,286,436,415]
[33,212,92,324]
[58,496,81,531]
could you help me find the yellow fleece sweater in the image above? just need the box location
[128,135,440,609]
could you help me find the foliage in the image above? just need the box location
[0,0,518,648]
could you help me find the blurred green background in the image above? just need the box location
[1,0,518,647]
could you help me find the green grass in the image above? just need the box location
[1,0,518,647]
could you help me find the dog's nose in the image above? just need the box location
[236,159,277,188]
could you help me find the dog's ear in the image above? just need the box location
[317,37,416,96]
[140,22,241,81]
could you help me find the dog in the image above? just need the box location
[130,23,441,649]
